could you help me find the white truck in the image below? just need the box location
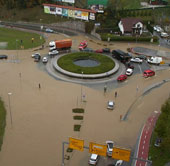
[147,56,162,65]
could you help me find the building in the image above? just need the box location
[118,18,143,35]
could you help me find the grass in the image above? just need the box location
[0,98,6,151]
[73,116,84,120]
[0,27,45,50]
[74,125,81,131]
[72,108,84,113]
[57,52,115,74]
[149,98,170,166]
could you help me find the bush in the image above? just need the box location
[73,116,83,120]
[72,108,84,113]
[74,124,81,131]
[100,33,158,43]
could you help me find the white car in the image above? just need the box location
[49,49,59,56]
[45,28,54,33]
[106,141,114,157]
[42,57,48,63]
[126,68,133,76]
[161,32,169,38]
[130,57,143,63]
[89,154,99,165]
[107,101,114,110]
[115,160,123,166]
[32,52,40,58]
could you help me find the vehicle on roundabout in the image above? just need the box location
[42,57,48,63]
[127,63,134,69]
[89,154,100,165]
[143,69,155,78]
[81,47,93,52]
[49,49,59,56]
[107,101,115,110]
[0,55,8,59]
[117,75,127,82]
[102,48,110,53]
[32,52,40,58]
[79,40,88,50]
[126,68,133,76]
[136,55,147,60]
[161,32,169,38]
[106,140,114,156]
[130,57,143,63]
[95,49,103,53]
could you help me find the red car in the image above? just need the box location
[95,49,103,53]
[117,75,127,81]
[79,41,87,50]
[143,69,155,78]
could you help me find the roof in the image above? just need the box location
[120,17,142,32]
[43,3,96,13]
[91,154,98,159]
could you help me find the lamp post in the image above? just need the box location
[16,39,18,61]
[81,71,83,102]
[8,92,13,126]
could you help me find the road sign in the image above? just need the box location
[112,147,131,162]
[69,137,84,151]
[89,142,107,156]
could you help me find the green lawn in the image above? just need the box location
[0,98,6,151]
[0,27,45,50]
[57,52,115,74]
[149,98,170,166]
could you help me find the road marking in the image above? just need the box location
[145,135,146,139]
[142,151,144,155]
[138,64,142,74]
[143,140,145,144]
[140,163,142,166]
[143,146,145,149]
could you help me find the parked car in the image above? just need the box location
[89,154,99,165]
[42,57,48,63]
[0,55,8,59]
[115,160,123,166]
[143,69,155,78]
[45,28,54,33]
[154,138,162,147]
[130,57,143,63]
[49,49,59,56]
[102,48,110,53]
[126,68,133,76]
[117,75,127,82]
[34,54,41,62]
[161,32,169,38]
[95,49,103,53]
[106,141,114,156]
[32,52,40,58]
[107,101,115,110]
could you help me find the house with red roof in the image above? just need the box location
[118,17,143,35]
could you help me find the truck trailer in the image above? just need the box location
[49,39,72,51]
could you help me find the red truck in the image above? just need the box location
[79,41,88,50]
[49,39,72,51]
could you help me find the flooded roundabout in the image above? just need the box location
[46,52,121,84]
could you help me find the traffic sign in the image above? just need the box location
[69,137,84,151]
[89,142,107,156]
[112,147,131,162]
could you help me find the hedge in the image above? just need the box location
[100,34,158,42]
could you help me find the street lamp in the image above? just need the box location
[8,92,13,126]
[81,71,83,102]
[16,39,18,61]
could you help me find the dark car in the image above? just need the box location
[0,55,8,59]
[82,48,93,52]
[102,48,111,53]
[136,55,147,60]
[127,63,134,69]
[34,54,41,62]
[154,138,162,147]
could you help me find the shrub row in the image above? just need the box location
[100,34,158,43]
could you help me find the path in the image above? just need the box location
[135,111,160,166]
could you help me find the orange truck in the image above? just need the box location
[49,39,72,51]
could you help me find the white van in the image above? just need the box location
[147,56,162,65]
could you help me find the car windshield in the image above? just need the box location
[108,143,113,148]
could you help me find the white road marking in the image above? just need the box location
[143,146,145,149]
[143,140,145,144]
[145,135,146,139]
[142,151,144,155]
[138,64,142,74]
